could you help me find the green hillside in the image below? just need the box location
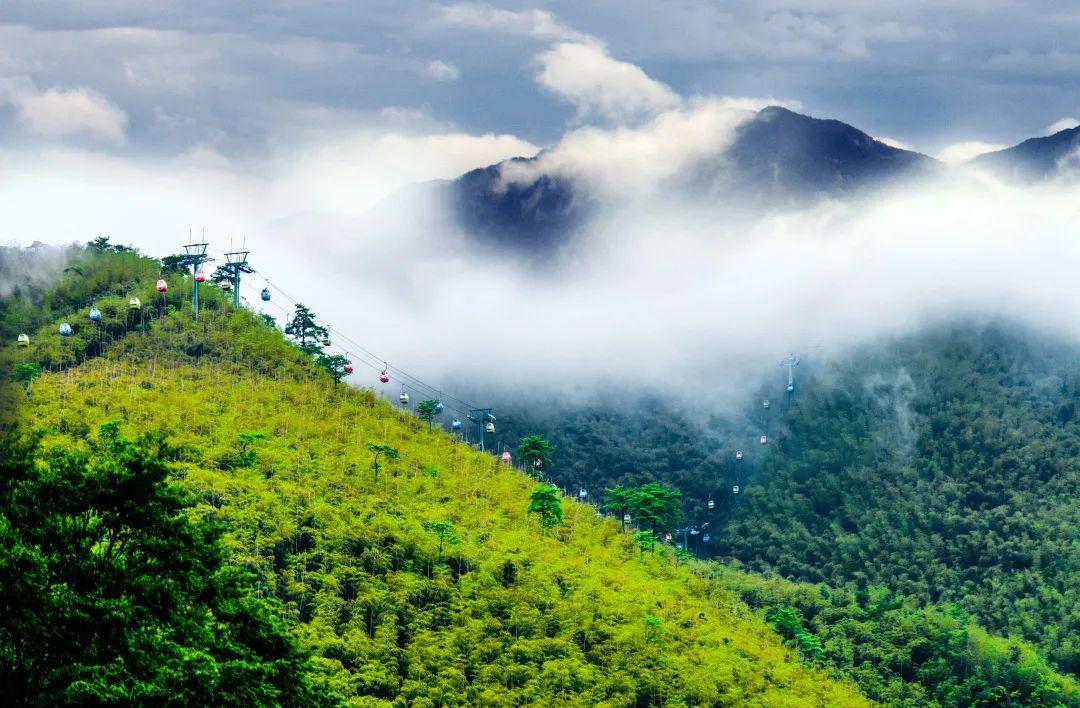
[0,243,868,705]
[717,325,1080,676]
[3,243,1078,706]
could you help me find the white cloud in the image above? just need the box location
[1045,117,1080,135]
[426,59,461,81]
[502,97,773,196]
[875,135,914,151]
[536,41,681,123]
[936,141,1006,163]
[438,3,587,41]
[0,80,128,143]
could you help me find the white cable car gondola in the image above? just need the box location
[733,484,740,495]
[579,488,588,500]
[17,333,29,347]
[735,450,744,461]
[760,434,768,446]
[707,498,715,510]
[763,398,770,409]
[59,322,73,337]
[399,389,410,405]
[485,421,495,434]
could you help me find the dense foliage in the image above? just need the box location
[0,244,867,706]
[6,243,1079,706]
[715,568,1078,707]
[0,423,329,705]
[717,325,1080,675]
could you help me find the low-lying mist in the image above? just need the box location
[5,127,1080,411]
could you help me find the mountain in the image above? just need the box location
[441,106,936,253]
[0,244,866,706]
[4,243,1076,706]
[495,321,1080,682]
[973,125,1080,180]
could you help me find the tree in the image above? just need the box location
[316,353,351,384]
[632,482,682,534]
[415,399,441,431]
[518,434,555,478]
[428,520,460,563]
[0,425,331,705]
[527,484,564,532]
[602,485,638,532]
[9,363,42,392]
[160,254,189,274]
[367,443,398,480]
[226,431,266,469]
[632,530,657,555]
[287,304,328,355]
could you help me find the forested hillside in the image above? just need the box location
[3,243,1078,706]
[718,324,1080,676]
[0,244,869,705]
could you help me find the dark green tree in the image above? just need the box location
[9,363,42,392]
[518,434,555,478]
[0,424,332,706]
[415,399,441,431]
[527,484,564,532]
[428,520,460,563]
[316,353,351,384]
[287,304,328,355]
[632,482,682,534]
[367,443,398,481]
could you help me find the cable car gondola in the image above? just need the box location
[763,398,770,409]
[485,421,495,434]
[735,450,744,461]
[707,498,715,510]
[194,269,206,282]
[399,389,409,405]
[88,306,102,321]
[579,488,588,500]
[129,297,141,310]
[434,401,445,414]
[343,363,353,374]
[322,337,331,346]
[451,418,462,430]
[787,383,795,393]
[260,288,271,301]
[220,281,232,292]
[16,333,29,347]
[380,369,390,383]
[532,459,542,469]
[156,278,168,293]
[733,484,740,495]
[59,322,73,337]
[284,323,296,335]
[760,434,768,446]
[500,451,512,464]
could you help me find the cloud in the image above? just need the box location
[425,59,461,81]
[1045,117,1079,135]
[536,42,681,123]
[438,3,588,41]
[875,135,914,151]
[503,96,772,196]
[0,80,128,143]
[936,141,1006,163]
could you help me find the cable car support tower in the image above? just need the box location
[181,239,210,319]
[222,250,253,308]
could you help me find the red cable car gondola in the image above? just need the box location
[156,278,168,293]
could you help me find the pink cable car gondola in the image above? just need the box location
[379,370,390,383]
[156,278,168,293]
[500,451,512,464]
[194,269,206,282]
[344,364,354,374]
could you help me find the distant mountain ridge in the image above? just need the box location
[973,124,1080,179]
[442,106,937,252]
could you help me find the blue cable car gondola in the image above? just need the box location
[451,419,462,430]
[434,401,445,413]
[284,323,296,335]
[59,322,73,337]
[88,306,102,321]
[260,288,271,301]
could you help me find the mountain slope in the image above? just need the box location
[716,323,1080,675]
[973,125,1080,179]
[0,249,868,706]
[439,106,936,252]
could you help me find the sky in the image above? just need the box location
[2,0,1080,161]
[6,1,1080,403]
